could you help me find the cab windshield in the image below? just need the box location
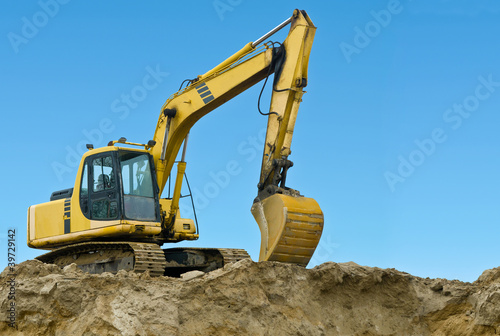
[119,152,157,221]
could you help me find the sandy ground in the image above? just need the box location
[0,259,499,335]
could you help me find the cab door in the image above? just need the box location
[89,154,120,221]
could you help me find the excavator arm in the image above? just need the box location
[150,9,323,266]
[251,11,323,266]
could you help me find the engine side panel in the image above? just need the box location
[28,199,65,241]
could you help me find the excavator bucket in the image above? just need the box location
[251,194,324,266]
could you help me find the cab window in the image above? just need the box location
[93,156,115,192]
[91,155,118,220]
[80,162,89,216]
[120,152,156,221]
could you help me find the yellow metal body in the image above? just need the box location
[28,9,323,267]
[27,146,197,249]
[28,147,161,249]
[158,198,198,241]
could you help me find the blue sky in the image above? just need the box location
[1,0,499,282]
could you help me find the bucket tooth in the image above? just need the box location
[251,193,323,266]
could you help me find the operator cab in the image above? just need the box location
[79,149,161,223]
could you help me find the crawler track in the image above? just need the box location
[36,242,250,277]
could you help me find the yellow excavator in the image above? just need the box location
[28,9,324,276]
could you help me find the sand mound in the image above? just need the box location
[1,259,499,335]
